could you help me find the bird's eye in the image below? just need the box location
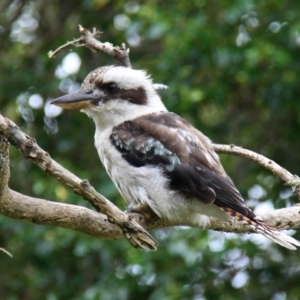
[106,83,118,93]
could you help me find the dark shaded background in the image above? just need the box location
[1,1,300,299]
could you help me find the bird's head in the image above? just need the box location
[51,66,167,128]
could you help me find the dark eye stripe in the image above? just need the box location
[121,87,148,105]
[94,80,148,105]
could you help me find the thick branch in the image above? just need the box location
[1,189,124,239]
[0,188,299,240]
[49,26,132,68]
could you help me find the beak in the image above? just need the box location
[51,89,99,110]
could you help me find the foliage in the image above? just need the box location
[1,0,300,299]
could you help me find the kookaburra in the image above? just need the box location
[52,65,300,250]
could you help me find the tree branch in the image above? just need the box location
[49,25,132,68]
[0,134,9,194]
[0,181,299,241]
[0,114,299,251]
[213,144,300,199]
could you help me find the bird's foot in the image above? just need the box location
[126,203,159,222]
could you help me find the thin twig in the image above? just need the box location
[0,247,13,258]
[49,25,132,68]
[48,37,84,58]
[213,144,300,200]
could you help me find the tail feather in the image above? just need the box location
[219,206,300,250]
[253,223,300,250]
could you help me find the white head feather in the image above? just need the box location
[80,66,167,129]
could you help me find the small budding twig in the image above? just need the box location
[49,25,132,68]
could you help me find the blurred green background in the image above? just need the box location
[1,1,300,299]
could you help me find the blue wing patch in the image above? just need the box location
[111,132,181,172]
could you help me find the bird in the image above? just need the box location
[51,65,300,250]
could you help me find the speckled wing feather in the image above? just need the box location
[110,112,255,219]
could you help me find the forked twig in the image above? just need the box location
[49,25,132,68]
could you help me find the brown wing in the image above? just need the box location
[111,112,255,218]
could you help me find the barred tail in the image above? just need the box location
[220,206,300,250]
[253,222,300,250]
